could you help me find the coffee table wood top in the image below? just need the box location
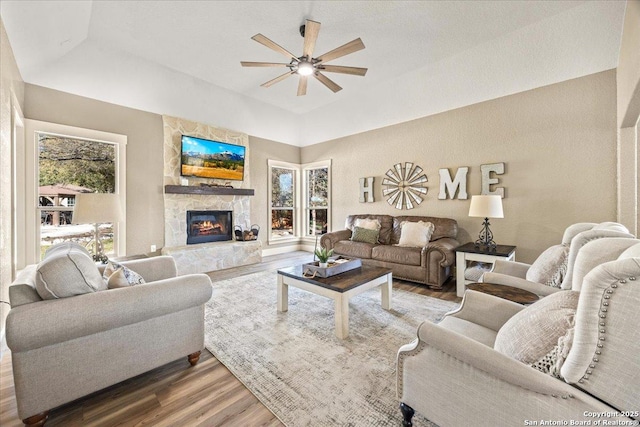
[277,265,392,293]
[466,282,539,304]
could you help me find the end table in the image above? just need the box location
[454,242,516,297]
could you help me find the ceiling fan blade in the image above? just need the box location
[302,19,321,58]
[261,71,295,88]
[314,72,342,93]
[241,61,291,67]
[318,65,367,76]
[297,76,308,96]
[316,38,365,64]
[251,34,299,62]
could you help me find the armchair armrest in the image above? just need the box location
[320,230,352,250]
[401,321,581,398]
[447,290,524,331]
[6,274,212,352]
[490,259,531,278]
[423,237,459,267]
[481,272,560,297]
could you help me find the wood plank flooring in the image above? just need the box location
[0,251,460,426]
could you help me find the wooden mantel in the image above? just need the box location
[164,185,255,196]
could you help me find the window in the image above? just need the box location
[303,160,331,237]
[37,133,117,259]
[268,159,331,243]
[269,160,299,242]
[24,120,126,264]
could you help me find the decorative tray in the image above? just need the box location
[303,256,362,278]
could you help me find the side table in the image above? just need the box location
[466,282,538,304]
[454,242,516,297]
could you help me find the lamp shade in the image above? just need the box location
[73,193,123,224]
[468,195,504,218]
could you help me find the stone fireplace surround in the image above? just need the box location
[160,115,261,275]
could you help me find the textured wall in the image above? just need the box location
[248,136,301,248]
[0,17,25,347]
[302,71,618,263]
[23,84,164,256]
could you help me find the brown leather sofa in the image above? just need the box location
[320,214,459,289]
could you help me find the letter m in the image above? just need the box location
[438,167,469,200]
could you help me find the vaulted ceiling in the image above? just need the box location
[0,1,627,146]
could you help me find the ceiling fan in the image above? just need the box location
[241,19,367,96]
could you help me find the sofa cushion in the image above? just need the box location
[351,226,380,244]
[334,240,376,259]
[397,221,434,248]
[345,215,394,244]
[391,216,457,244]
[35,243,106,299]
[372,245,421,266]
[494,290,580,365]
[526,244,569,288]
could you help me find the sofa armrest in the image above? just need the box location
[119,256,178,281]
[490,260,530,278]
[447,290,524,331]
[6,274,212,352]
[320,229,352,250]
[423,237,459,267]
[481,272,561,297]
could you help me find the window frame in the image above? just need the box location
[268,159,300,244]
[24,120,127,264]
[302,159,332,240]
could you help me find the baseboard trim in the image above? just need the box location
[262,244,313,257]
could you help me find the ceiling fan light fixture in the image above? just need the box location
[297,61,314,76]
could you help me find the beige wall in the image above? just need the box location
[302,70,618,263]
[617,0,640,129]
[23,84,165,255]
[0,17,25,346]
[248,136,301,248]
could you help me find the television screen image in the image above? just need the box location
[181,135,245,181]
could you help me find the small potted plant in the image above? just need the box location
[314,247,334,268]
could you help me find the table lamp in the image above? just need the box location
[73,193,123,262]
[468,195,503,250]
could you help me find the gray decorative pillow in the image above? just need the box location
[103,261,146,288]
[35,243,106,299]
[526,244,570,288]
[350,226,379,244]
[494,290,580,365]
[530,327,575,378]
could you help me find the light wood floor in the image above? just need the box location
[0,251,460,426]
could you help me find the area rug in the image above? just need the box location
[204,270,459,427]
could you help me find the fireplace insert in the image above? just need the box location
[186,210,233,244]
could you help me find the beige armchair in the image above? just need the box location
[7,251,213,426]
[397,237,640,426]
[482,222,634,296]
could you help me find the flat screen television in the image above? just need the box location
[180,135,245,181]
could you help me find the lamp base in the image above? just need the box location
[474,217,497,251]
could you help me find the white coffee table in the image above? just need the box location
[276,265,392,339]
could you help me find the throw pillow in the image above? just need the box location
[35,243,106,299]
[397,221,434,248]
[350,226,379,244]
[494,290,580,365]
[103,261,146,288]
[354,218,381,231]
[525,244,570,288]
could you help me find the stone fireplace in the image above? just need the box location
[186,210,232,244]
[160,115,262,275]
